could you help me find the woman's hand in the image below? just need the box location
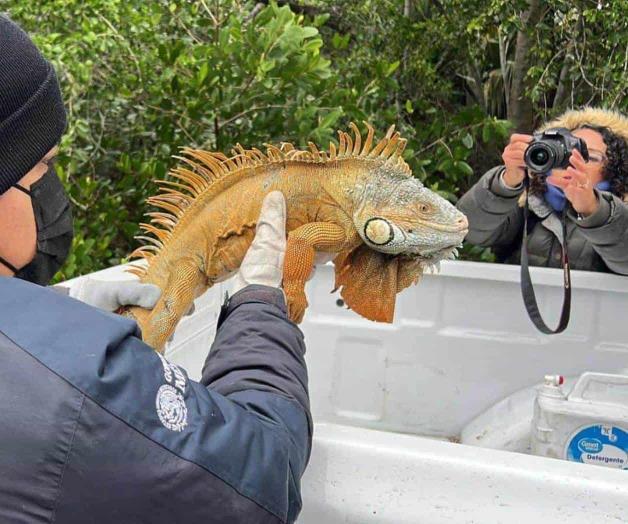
[547,149,599,216]
[502,134,533,187]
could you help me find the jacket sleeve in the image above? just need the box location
[456,166,526,248]
[200,284,311,521]
[568,190,628,275]
[0,277,311,523]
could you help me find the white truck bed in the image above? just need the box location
[75,260,628,523]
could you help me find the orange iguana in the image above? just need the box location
[125,122,468,351]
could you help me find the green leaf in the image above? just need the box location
[462,133,473,149]
[331,33,350,49]
[259,59,276,73]
[482,123,492,143]
[494,119,513,139]
[302,27,319,39]
[456,161,474,176]
[313,14,330,27]
[385,60,400,77]
[319,108,344,130]
[436,158,454,173]
[198,62,210,85]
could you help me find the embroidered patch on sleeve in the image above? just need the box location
[155,353,188,432]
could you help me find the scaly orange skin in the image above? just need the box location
[129,157,375,350]
[126,123,464,351]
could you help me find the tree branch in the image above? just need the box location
[498,26,510,109]
[553,39,574,110]
[219,104,295,128]
[245,2,266,22]
[460,60,486,112]
[403,0,412,18]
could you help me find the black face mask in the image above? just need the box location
[0,167,73,285]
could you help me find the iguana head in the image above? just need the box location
[353,173,468,266]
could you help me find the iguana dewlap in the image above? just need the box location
[126,123,468,351]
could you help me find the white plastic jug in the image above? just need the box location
[531,372,628,469]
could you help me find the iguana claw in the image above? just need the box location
[284,281,307,323]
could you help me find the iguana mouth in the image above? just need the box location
[415,217,469,234]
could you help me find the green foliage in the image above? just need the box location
[5,0,627,275]
[8,0,337,280]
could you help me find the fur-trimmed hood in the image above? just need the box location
[539,106,628,143]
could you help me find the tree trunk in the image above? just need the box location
[498,27,510,110]
[508,0,544,132]
[465,61,486,113]
[399,0,413,114]
[552,38,575,111]
[404,0,412,18]
[553,55,572,110]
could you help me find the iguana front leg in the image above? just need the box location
[283,222,346,323]
[140,258,206,352]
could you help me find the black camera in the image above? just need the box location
[524,127,589,173]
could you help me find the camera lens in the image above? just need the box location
[525,142,554,173]
[531,149,549,165]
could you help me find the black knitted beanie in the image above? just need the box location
[0,15,67,194]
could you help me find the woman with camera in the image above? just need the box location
[457,108,628,275]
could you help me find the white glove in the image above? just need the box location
[67,278,162,312]
[232,191,286,294]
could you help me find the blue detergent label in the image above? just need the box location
[566,425,628,469]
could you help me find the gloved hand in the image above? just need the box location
[66,278,162,312]
[232,191,287,294]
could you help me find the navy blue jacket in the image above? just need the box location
[0,278,311,523]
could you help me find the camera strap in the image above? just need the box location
[520,171,571,334]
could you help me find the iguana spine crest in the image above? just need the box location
[128,122,410,278]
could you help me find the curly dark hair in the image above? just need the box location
[529,125,628,199]
[583,125,628,198]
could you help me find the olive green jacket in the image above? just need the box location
[457,166,628,275]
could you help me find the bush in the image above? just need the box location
[8,0,341,280]
[6,1,626,277]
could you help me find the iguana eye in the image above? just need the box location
[419,204,430,213]
[364,218,394,245]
